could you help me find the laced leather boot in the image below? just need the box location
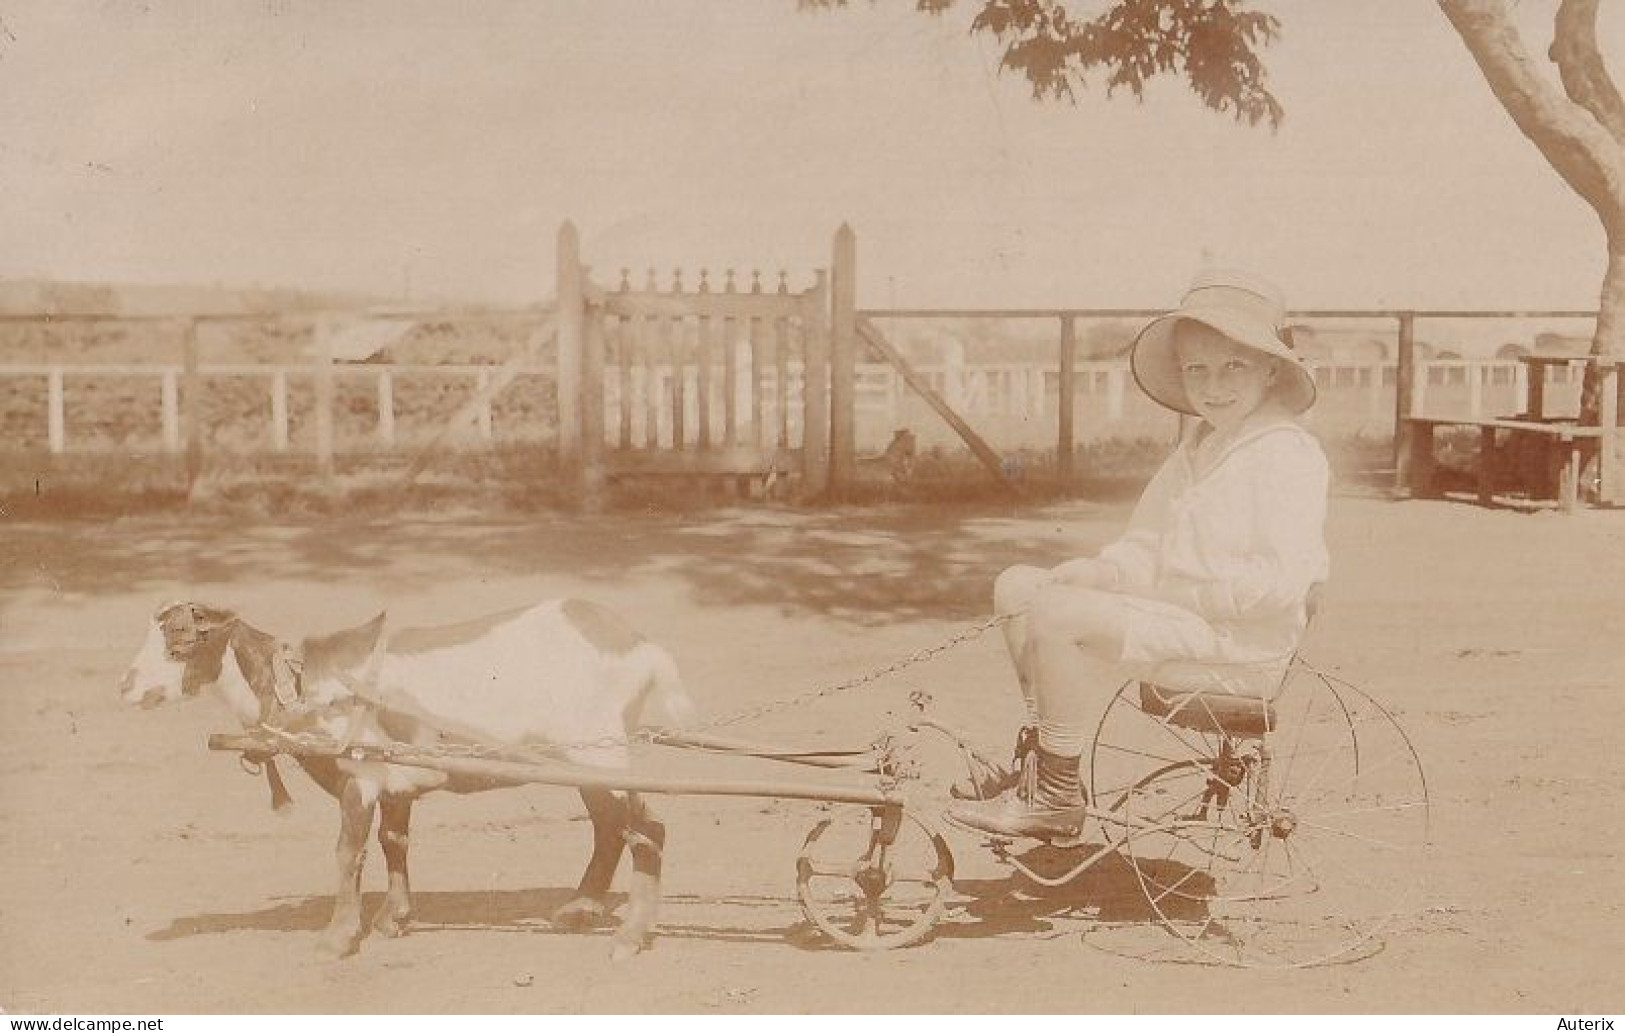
[946,745,1088,841]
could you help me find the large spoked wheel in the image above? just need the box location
[796,804,955,950]
[1089,662,1430,968]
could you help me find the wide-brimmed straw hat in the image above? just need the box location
[1130,269,1317,416]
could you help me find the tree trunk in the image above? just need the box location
[1580,243,1625,426]
[1437,1,1625,429]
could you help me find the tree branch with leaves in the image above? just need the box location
[800,0,1285,127]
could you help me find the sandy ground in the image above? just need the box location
[2,491,1623,1014]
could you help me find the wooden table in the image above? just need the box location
[1400,356,1621,510]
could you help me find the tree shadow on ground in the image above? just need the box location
[5,494,1142,627]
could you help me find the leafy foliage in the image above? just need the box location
[801,0,1283,128]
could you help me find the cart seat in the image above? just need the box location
[1135,586,1320,739]
[1139,682,1276,738]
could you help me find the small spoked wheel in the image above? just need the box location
[1090,663,1430,968]
[796,804,954,950]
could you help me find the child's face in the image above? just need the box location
[1174,321,1280,432]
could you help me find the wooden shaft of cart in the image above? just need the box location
[210,732,900,808]
[648,728,878,770]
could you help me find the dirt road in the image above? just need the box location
[3,494,1622,1013]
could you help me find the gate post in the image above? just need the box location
[182,318,203,490]
[802,270,831,496]
[313,317,335,485]
[830,224,857,498]
[580,273,607,513]
[556,221,584,466]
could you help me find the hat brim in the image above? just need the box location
[1130,310,1318,416]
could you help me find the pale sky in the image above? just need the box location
[2,1,1621,312]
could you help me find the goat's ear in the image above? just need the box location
[303,610,388,673]
[192,605,230,634]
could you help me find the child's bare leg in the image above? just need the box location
[1025,585,1135,763]
[993,565,1049,722]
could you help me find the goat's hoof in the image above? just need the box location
[610,936,646,962]
[551,897,609,932]
[373,910,412,938]
[315,930,358,960]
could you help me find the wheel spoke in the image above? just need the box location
[1295,818,1422,854]
[1275,675,1331,791]
[1126,696,1223,764]
[1093,738,1206,769]
[1301,798,1429,822]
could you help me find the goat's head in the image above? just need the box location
[118,602,238,708]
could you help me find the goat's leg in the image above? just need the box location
[553,788,627,932]
[372,794,413,938]
[318,776,379,959]
[612,792,666,961]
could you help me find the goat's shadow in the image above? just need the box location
[147,885,843,951]
[144,848,1235,955]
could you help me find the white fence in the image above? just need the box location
[0,357,1586,456]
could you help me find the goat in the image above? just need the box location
[120,599,693,960]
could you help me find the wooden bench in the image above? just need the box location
[1402,415,1605,510]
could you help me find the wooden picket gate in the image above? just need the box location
[554,222,833,500]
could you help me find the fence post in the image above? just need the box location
[1393,313,1416,493]
[314,318,335,482]
[161,371,180,452]
[1106,364,1125,423]
[376,370,395,447]
[803,270,831,495]
[830,225,858,497]
[46,367,64,454]
[270,370,289,451]
[775,272,792,448]
[1057,315,1076,483]
[581,294,607,512]
[181,319,202,489]
[556,221,584,463]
